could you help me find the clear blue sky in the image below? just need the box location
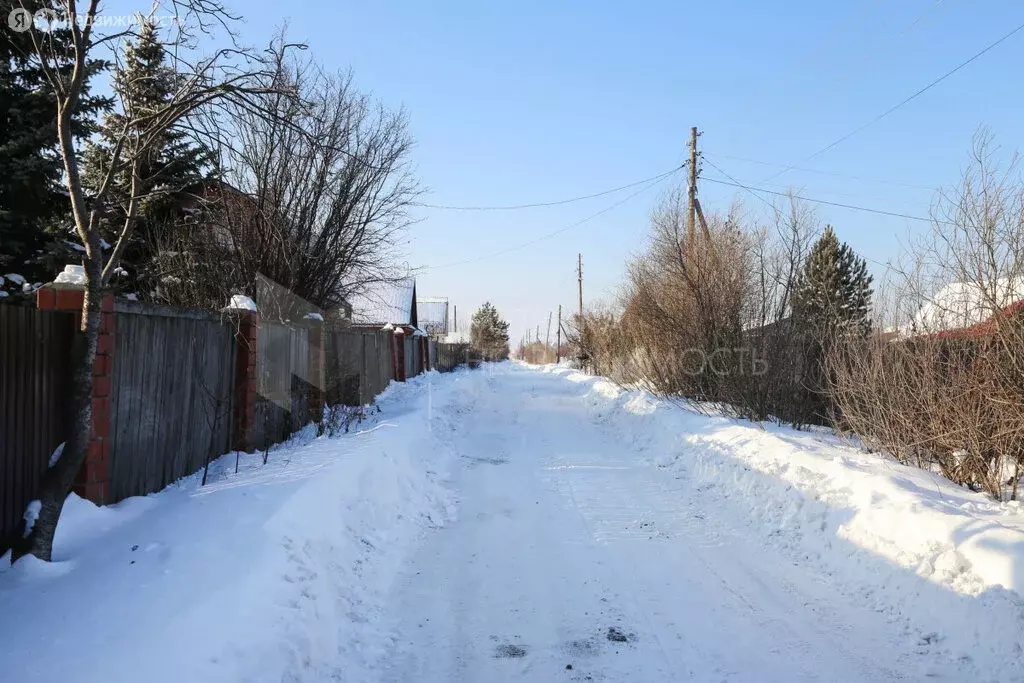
[116,0,1024,342]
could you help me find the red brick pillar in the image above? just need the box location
[232,311,259,453]
[394,330,407,382]
[36,284,114,505]
[306,317,325,421]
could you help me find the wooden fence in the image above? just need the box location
[255,322,310,450]
[0,306,75,550]
[1,293,470,554]
[109,302,237,500]
[324,329,394,406]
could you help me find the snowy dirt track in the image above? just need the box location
[3,363,1024,682]
[379,364,1024,683]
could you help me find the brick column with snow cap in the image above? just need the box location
[226,295,259,453]
[36,265,115,504]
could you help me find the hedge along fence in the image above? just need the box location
[0,286,442,555]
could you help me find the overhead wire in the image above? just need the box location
[703,175,946,224]
[413,165,682,211]
[420,167,682,271]
[762,18,1024,184]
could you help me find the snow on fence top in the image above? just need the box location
[225,295,258,312]
[53,264,86,285]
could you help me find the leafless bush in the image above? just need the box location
[829,131,1024,499]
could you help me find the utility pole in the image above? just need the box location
[687,126,699,248]
[577,253,584,323]
[453,305,457,333]
[556,305,562,364]
[546,311,552,348]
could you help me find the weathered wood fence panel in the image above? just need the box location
[0,307,75,552]
[254,323,310,450]
[109,305,236,501]
[324,330,394,406]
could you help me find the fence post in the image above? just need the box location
[307,318,325,421]
[36,284,114,505]
[231,310,259,453]
[393,329,406,382]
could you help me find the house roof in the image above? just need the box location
[347,278,417,326]
[417,297,449,335]
[911,277,1024,334]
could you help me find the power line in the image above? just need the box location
[764,18,1024,183]
[421,168,680,271]
[703,175,944,224]
[712,152,935,191]
[413,165,682,211]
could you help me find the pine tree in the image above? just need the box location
[470,302,511,360]
[0,0,110,297]
[793,225,873,336]
[82,20,215,296]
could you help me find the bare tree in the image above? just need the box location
[156,45,420,318]
[11,0,301,562]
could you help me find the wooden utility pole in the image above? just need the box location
[453,305,457,333]
[577,253,584,322]
[687,126,699,247]
[556,305,562,363]
[546,311,552,348]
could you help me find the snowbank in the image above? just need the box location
[536,363,1024,678]
[0,372,459,683]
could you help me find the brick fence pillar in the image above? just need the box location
[37,283,114,505]
[394,329,406,382]
[232,311,259,453]
[306,318,325,421]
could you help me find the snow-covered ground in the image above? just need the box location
[2,362,1024,681]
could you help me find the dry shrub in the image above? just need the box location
[830,131,1024,499]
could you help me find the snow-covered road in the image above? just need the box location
[3,362,1024,682]
[380,365,915,682]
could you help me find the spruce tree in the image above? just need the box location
[82,20,215,296]
[793,225,873,336]
[0,0,110,296]
[789,225,873,424]
[470,302,511,360]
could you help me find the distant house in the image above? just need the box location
[416,297,449,338]
[345,277,420,330]
[908,277,1024,339]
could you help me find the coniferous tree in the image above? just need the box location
[470,302,511,360]
[82,19,215,296]
[790,225,873,423]
[0,0,110,296]
[793,225,873,336]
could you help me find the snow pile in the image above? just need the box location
[224,294,258,312]
[538,363,1024,679]
[0,372,459,683]
[303,312,324,322]
[53,264,86,285]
